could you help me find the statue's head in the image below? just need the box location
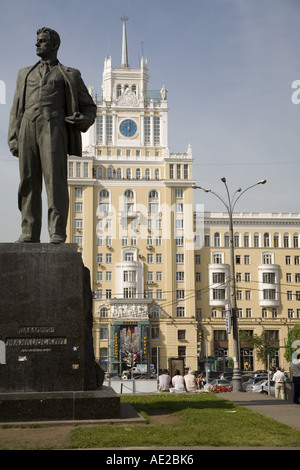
[36,27,60,60]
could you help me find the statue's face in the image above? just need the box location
[35,32,56,59]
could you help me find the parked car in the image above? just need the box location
[209,379,233,389]
[253,370,268,377]
[247,379,275,396]
[242,376,268,391]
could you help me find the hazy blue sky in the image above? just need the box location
[1,0,300,242]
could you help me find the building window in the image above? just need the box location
[213,289,226,300]
[178,330,186,340]
[284,233,290,248]
[263,253,273,264]
[176,164,181,179]
[100,325,108,340]
[106,115,113,143]
[212,272,225,283]
[254,233,260,247]
[244,234,250,247]
[214,232,220,247]
[74,218,83,229]
[176,306,185,317]
[274,233,279,247]
[176,271,185,281]
[169,164,174,179]
[176,289,185,300]
[144,116,150,143]
[184,164,188,179]
[96,115,103,142]
[263,233,270,247]
[74,202,83,212]
[75,187,83,197]
[213,253,223,264]
[263,272,276,283]
[245,290,252,300]
[154,116,160,144]
[151,324,159,340]
[287,291,293,300]
[176,253,184,264]
[288,309,294,319]
[99,307,108,318]
[262,308,268,318]
[263,289,276,300]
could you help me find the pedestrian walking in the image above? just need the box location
[272,367,286,400]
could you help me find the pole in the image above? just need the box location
[228,208,242,391]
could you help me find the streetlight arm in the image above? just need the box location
[193,186,230,213]
[231,180,266,211]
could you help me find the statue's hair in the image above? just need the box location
[37,27,61,50]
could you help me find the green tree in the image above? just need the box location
[239,330,277,368]
[284,324,300,363]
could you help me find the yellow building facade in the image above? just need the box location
[67,20,299,375]
[196,212,300,372]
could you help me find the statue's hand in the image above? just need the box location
[65,112,88,131]
[11,148,19,158]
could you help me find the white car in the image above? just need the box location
[247,379,275,396]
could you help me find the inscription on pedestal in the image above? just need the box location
[0,243,98,392]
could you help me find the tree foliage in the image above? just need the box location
[284,324,300,363]
[239,330,278,368]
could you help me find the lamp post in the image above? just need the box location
[194,178,266,392]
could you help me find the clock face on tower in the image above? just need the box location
[119,119,138,137]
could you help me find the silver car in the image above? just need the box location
[247,379,275,396]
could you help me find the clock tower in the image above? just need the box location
[85,16,168,152]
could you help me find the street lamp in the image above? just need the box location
[194,178,266,392]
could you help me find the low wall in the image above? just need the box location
[104,379,158,394]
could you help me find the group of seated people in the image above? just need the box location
[158,368,204,393]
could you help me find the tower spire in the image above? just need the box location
[121,16,129,67]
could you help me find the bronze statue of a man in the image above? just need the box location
[8,28,96,243]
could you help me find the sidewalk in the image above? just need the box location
[221,392,300,431]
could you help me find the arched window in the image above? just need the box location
[284,233,290,248]
[126,168,132,179]
[145,168,151,180]
[107,166,113,179]
[273,233,280,247]
[154,169,160,180]
[124,189,135,213]
[99,307,108,318]
[98,189,110,214]
[135,168,141,179]
[214,232,221,247]
[264,232,270,248]
[148,190,160,214]
[234,232,240,247]
[116,168,122,179]
[117,84,122,97]
[97,166,104,179]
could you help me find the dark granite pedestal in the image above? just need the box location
[0,243,120,421]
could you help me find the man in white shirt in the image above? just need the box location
[290,354,300,404]
[272,367,286,400]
